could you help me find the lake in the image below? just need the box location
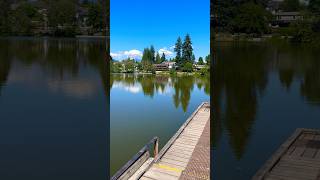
[110,74,210,175]
[0,38,108,180]
[213,42,320,179]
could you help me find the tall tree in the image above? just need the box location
[191,54,196,63]
[182,34,193,64]
[309,0,320,15]
[205,54,211,65]
[87,2,103,33]
[280,0,302,11]
[156,52,161,63]
[198,57,204,65]
[174,37,182,64]
[0,0,10,35]
[232,2,271,34]
[48,0,77,36]
[161,53,166,62]
[150,45,155,63]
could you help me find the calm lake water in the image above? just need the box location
[213,42,320,179]
[0,38,108,180]
[110,74,210,175]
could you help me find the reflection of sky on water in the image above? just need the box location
[0,38,107,180]
[6,61,100,100]
[112,81,173,95]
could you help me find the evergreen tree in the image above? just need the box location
[156,53,161,63]
[205,54,211,65]
[150,45,155,63]
[174,37,182,64]
[141,48,150,64]
[191,54,196,63]
[0,0,10,35]
[87,2,103,33]
[182,34,193,64]
[198,57,204,65]
[161,53,166,62]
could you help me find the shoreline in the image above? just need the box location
[111,71,209,76]
[0,35,106,39]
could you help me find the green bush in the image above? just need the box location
[182,62,193,72]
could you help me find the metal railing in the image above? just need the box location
[111,137,159,180]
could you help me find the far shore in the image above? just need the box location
[111,71,208,76]
[0,35,106,39]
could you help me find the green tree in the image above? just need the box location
[161,53,166,62]
[155,53,161,63]
[309,0,320,15]
[191,54,196,63]
[141,47,154,71]
[232,2,271,35]
[112,62,123,73]
[205,54,211,65]
[87,2,103,34]
[198,57,204,65]
[0,0,10,35]
[182,62,193,72]
[174,37,182,65]
[123,58,135,73]
[182,34,193,64]
[290,20,314,42]
[150,45,155,63]
[9,2,42,35]
[48,0,77,36]
[281,0,303,11]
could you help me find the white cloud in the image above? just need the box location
[111,49,143,61]
[112,82,142,94]
[158,47,174,57]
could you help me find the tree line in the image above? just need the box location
[140,34,210,72]
[110,34,210,74]
[0,0,105,36]
[214,0,320,43]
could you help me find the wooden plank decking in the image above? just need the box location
[253,128,320,180]
[140,102,210,180]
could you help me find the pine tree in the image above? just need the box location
[198,57,204,65]
[161,53,166,62]
[174,37,182,65]
[156,53,161,63]
[150,45,155,63]
[205,54,210,65]
[142,48,151,65]
[191,54,195,63]
[182,34,193,64]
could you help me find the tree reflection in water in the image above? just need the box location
[213,42,320,160]
[111,74,210,112]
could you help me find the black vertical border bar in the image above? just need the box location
[210,0,215,178]
[104,0,110,178]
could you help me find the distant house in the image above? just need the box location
[273,12,303,26]
[153,62,177,71]
[194,65,207,71]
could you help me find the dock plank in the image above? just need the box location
[138,102,210,180]
[253,128,320,180]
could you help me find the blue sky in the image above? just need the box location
[110,0,209,61]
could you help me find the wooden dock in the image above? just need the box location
[253,128,320,180]
[112,102,210,180]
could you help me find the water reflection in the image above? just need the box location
[0,38,108,180]
[111,74,210,112]
[0,38,108,98]
[213,42,320,179]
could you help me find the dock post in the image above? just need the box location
[153,137,159,158]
